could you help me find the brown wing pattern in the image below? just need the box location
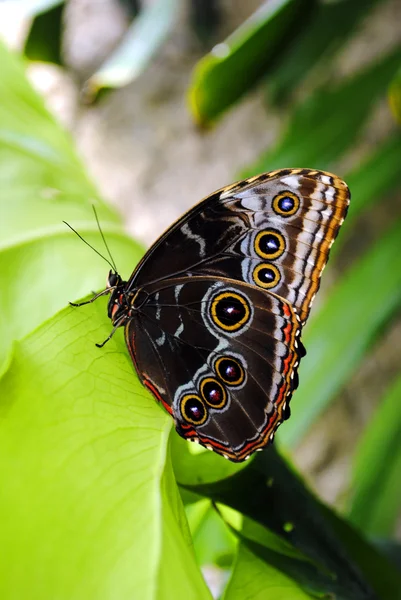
[130,169,350,324]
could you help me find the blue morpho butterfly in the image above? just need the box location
[68,169,350,462]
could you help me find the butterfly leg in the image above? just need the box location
[69,288,110,307]
[96,315,127,348]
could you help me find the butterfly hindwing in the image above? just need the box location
[125,276,303,461]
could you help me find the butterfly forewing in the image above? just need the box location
[129,169,350,324]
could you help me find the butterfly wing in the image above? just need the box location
[130,169,350,323]
[122,169,349,459]
[125,276,304,461]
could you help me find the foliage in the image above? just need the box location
[1,1,400,598]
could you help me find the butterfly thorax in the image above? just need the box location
[106,270,149,326]
[106,272,127,325]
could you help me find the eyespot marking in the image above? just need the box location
[272,191,300,217]
[253,263,281,289]
[255,229,286,260]
[210,290,251,332]
[215,356,245,387]
[200,377,227,409]
[180,394,208,425]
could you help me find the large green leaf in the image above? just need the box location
[0,39,211,600]
[278,219,401,447]
[188,0,312,126]
[0,40,142,372]
[0,304,211,599]
[348,374,401,537]
[243,46,401,176]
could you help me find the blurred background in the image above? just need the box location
[1,0,400,582]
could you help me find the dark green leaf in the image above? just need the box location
[267,0,382,104]
[319,506,401,600]
[180,449,396,599]
[188,0,313,126]
[373,540,401,572]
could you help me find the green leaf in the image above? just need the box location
[225,545,313,600]
[243,46,401,176]
[318,506,401,600]
[0,38,212,599]
[188,0,313,127]
[267,0,382,104]
[171,429,248,486]
[348,374,401,537]
[0,304,211,599]
[85,0,179,99]
[24,0,64,64]
[181,449,398,598]
[373,540,401,572]
[222,513,334,599]
[278,220,401,448]
[186,500,237,567]
[0,39,142,371]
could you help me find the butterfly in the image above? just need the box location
[70,168,350,462]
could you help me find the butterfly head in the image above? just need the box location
[106,270,129,324]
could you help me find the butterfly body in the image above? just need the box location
[79,169,350,462]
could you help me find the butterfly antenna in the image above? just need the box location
[92,205,119,274]
[63,221,116,272]
[90,206,130,309]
